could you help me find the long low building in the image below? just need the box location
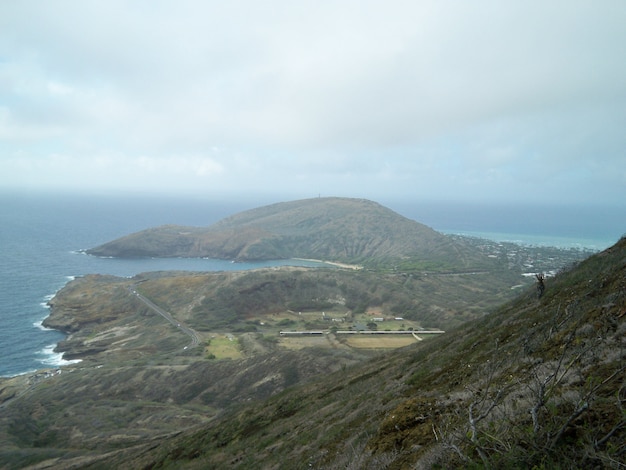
[279,329,445,336]
[279,330,325,336]
[334,330,445,335]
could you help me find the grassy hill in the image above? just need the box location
[0,236,622,468]
[0,194,614,469]
[59,238,626,468]
[86,197,486,269]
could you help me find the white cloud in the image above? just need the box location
[0,1,624,205]
[47,81,73,96]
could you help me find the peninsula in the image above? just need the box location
[87,197,478,267]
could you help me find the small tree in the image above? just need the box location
[535,273,545,299]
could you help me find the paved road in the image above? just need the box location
[130,287,200,349]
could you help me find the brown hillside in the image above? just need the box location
[95,237,626,469]
[86,197,471,265]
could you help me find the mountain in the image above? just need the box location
[77,237,625,468]
[86,197,472,266]
[0,236,622,468]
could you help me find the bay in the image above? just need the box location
[0,191,320,377]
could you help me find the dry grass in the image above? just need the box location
[343,335,418,348]
[278,336,330,350]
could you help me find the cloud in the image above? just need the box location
[0,151,224,194]
[0,1,625,205]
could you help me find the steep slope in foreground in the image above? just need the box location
[86,197,468,265]
[104,237,625,469]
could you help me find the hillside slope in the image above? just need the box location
[98,237,626,469]
[86,197,476,266]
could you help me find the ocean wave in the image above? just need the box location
[33,319,55,331]
[40,293,55,310]
[38,344,82,367]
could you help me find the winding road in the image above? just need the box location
[130,287,200,349]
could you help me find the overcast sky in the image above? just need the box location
[1,1,625,206]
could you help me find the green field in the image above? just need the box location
[204,334,243,359]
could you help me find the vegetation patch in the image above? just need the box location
[277,336,330,350]
[343,335,418,349]
[204,335,243,360]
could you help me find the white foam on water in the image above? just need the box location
[38,344,82,367]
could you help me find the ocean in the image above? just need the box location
[0,192,319,377]
[389,200,624,251]
[1,191,623,377]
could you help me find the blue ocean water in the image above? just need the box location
[0,192,320,377]
[1,192,623,377]
[389,201,624,250]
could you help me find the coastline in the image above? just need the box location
[2,258,352,378]
[439,229,615,251]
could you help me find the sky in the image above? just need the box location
[1,1,625,207]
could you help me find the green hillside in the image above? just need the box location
[0,238,622,468]
[83,237,625,468]
[0,197,616,469]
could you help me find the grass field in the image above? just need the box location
[277,333,420,350]
[343,335,418,349]
[205,334,244,359]
[278,336,330,350]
